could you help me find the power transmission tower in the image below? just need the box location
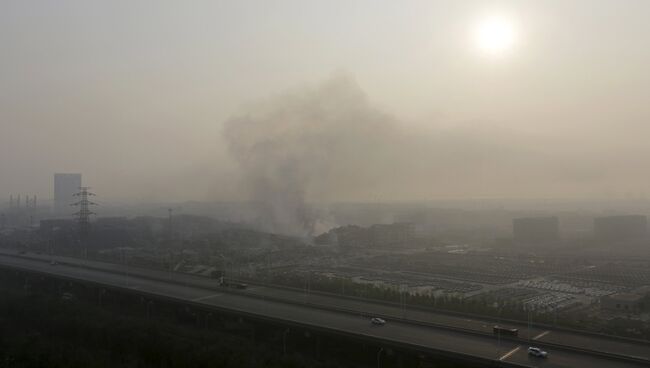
[72,187,97,256]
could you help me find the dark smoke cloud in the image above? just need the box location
[223,75,397,236]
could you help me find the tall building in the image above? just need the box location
[513,216,559,245]
[53,173,82,215]
[594,215,647,243]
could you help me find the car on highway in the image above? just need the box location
[50,260,58,266]
[527,347,548,358]
[371,317,386,326]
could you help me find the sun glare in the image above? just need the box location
[474,15,516,56]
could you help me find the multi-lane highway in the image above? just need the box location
[0,249,648,368]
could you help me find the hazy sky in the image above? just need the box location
[2,0,650,203]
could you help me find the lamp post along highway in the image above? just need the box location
[283,328,290,355]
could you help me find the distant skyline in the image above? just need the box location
[2,1,650,202]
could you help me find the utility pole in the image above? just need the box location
[168,208,173,237]
[527,308,533,344]
[72,187,97,258]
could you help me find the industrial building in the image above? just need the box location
[601,293,644,313]
[53,173,81,215]
[317,222,415,248]
[512,216,559,245]
[594,215,647,243]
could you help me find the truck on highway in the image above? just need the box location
[219,278,248,289]
[493,325,518,336]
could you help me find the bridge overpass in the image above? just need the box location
[0,249,648,368]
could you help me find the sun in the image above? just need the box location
[474,15,516,56]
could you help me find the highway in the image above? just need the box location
[3,249,647,361]
[0,250,648,368]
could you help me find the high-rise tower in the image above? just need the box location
[54,173,82,215]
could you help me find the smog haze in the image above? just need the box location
[2,0,650,203]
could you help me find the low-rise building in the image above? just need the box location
[316,222,415,248]
[601,293,644,313]
[513,216,559,245]
[594,215,647,243]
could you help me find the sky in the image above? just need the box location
[2,0,650,204]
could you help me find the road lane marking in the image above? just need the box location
[499,346,520,361]
[533,330,551,340]
[193,293,223,302]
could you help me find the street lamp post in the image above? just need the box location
[98,288,106,307]
[526,308,533,344]
[400,284,407,318]
[146,300,153,320]
[495,303,502,359]
[122,248,129,287]
[218,254,227,282]
[283,328,290,355]
[206,313,212,329]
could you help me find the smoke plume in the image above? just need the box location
[223,74,650,237]
[223,75,396,236]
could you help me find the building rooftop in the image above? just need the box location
[607,293,643,302]
[632,285,650,296]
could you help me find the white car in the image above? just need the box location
[527,347,548,358]
[371,317,386,325]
